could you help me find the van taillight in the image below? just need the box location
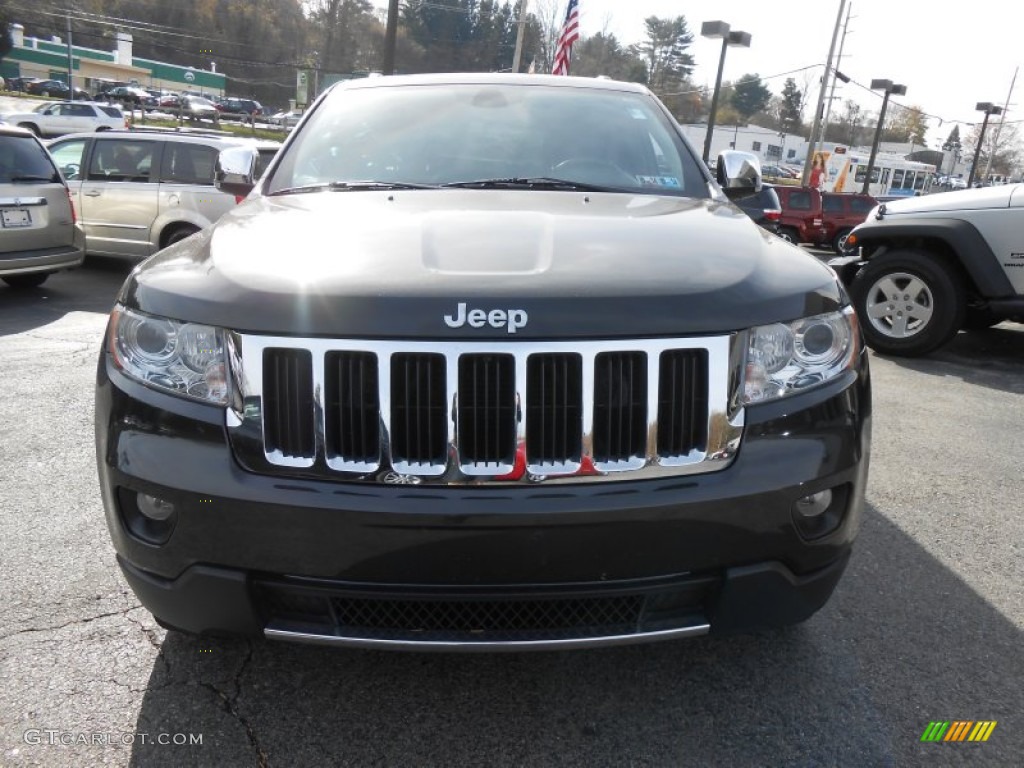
[66,188,77,223]
[764,210,781,221]
[234,195,245,204]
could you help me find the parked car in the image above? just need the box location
[178,95,220,122]
[734,185,782,234]
[1,101,126,137]
[157,93,182,109]
[216,97,265,120]
[0,124,84,288]
[268,108,303,129]
[771,185,826,246]
[6,76,41,93]
[761,164,796,180]
[95,74,871,647]
[820,191,877,253]
[833,184,1024,356]
[46,131,279,259]
[102,86,151,107]
[24,79,92,100]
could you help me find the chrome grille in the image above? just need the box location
[230,336,744,485]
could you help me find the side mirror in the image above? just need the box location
[716,150,762,201]
[215,146,258,198]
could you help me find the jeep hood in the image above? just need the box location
[881,184,1022,215]
[121,190,844,338]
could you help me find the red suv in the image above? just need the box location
[821,192,877,253]
[770,185,825,247]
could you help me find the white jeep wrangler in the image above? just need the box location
[833,185,1024,356]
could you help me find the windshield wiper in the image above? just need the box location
[441,177,620,192]
[270,180,438,196]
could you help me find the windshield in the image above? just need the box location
[0,135,60,183]
[267,82,708,197]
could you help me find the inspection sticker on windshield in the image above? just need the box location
[1,208,31,228]
[637,176,680,188]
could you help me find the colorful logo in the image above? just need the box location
[920,721,997,742]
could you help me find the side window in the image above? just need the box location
[160,142,218,185]
[891,169,905,188]
[70,104,93,117]
[752,141,762,151]
[822,195,843,212]
[902,171,916,190]
[788,191,811,210]
[88,140,156,182]
[50,139,89,181]
[850,197,875,213]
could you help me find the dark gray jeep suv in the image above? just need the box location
[95,74,871,650]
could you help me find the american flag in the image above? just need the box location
[551,0,580,76]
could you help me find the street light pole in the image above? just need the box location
[701,21,751,165]
[382,0,400,75]
[968,102,1003,188]
[801,0,847,186]
[862,79,907,195]
[512,0,530,73]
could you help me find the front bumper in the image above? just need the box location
[96,350,871,647]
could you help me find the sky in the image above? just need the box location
[556,0,1023,147]
[379,1,1024,148]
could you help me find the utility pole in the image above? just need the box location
[382,0,400,75]
[512,0,529,73]
[821,1,852,144]
[801,0,847,186]
[982,65,1017,183]
[66,13,74,101]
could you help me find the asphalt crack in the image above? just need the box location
[0,607,136,641]
[200,641,267,767]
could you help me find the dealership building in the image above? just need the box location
[1,23,225,95]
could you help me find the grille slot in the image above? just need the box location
[526,353,583,467]
[458,354,516,468]
[593,351,647,463]
[324,352,380,466]
[391,353,448,468]
[263,348,315,460]
[657,350,709,456]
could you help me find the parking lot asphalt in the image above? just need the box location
[1,258,1021,767]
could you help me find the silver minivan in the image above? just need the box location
[47,131,279,260]
[0,125,84,289]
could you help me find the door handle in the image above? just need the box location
[83,190,102,197]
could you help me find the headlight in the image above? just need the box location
[108,306,229,405]
[743,307,858,404]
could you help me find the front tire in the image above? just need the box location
[833,228,854,254]
[851,249,965,356]
[777,227,800,245]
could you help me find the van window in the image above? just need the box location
[160,142,217,185]
[88,140,155,182]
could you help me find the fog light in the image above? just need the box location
[137,493,176,521]
[795,489,833,518]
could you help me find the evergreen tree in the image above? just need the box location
[730,73,771,122]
